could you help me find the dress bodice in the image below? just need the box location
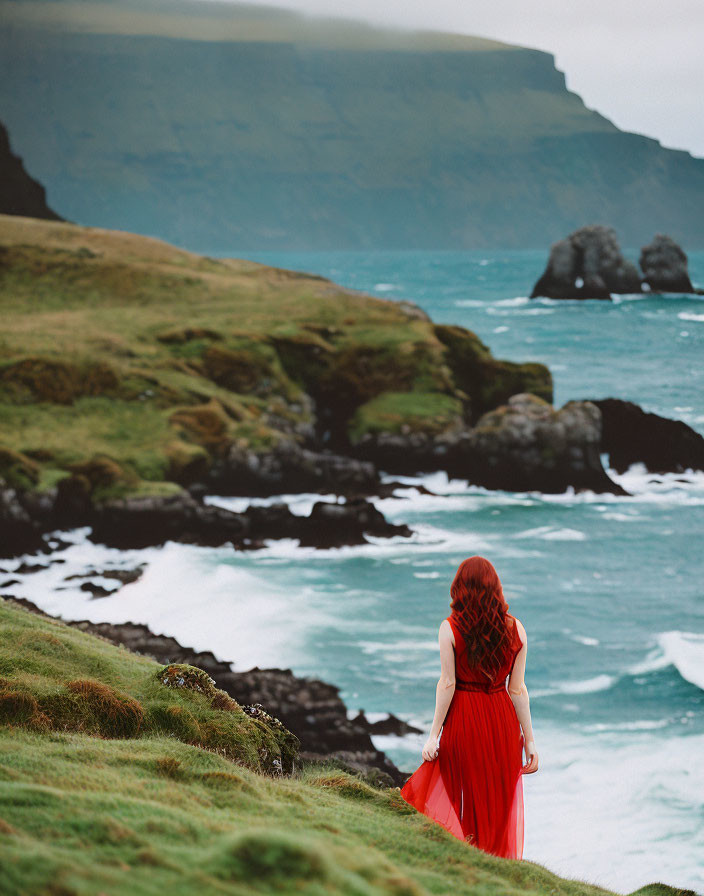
[446,614,523,690]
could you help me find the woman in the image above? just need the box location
[400,556,538,859]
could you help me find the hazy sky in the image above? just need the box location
[239,0,704,158]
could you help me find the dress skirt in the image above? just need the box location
[400,687,524,859]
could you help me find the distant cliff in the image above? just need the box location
[0,0,703,250]
[0,123,61,221]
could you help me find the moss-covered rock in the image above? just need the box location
[272,332,455,444]
[64,453,140,503]
[0,356,119,404]
[157,664,218,697]
[434,324,553,421]
[0,444,40,489]
[164,439,211,485]
[168,398,236,457]
[348,391,464,445]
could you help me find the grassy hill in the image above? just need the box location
[0,597,690,896]
[1,0,703,249]
[0,213,549,504]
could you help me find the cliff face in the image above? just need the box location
[0,124,62,221]
[0,0,703,249]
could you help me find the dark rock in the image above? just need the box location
[456,393,627,494]
[207,438,381,497]
[79,581,118,598]
[14,561,50,574]
[351,427,472,476]
[5,597,407,785]
[0,122,63,220]
[89,491,251,550]
[350,710,423,736]
[299,497,411,547]
[531,225,642,299]
[639,234,696,294]
[88,490,409,551]
[64,566,146,586]
[0,486,46,558]
[591,398,704,474]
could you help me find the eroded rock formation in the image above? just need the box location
[531,225,642,299]
[592,398,704,474]
[531,226,701,298]
[639,234,695,294]
[460,393,626,494]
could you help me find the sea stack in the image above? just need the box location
[530,225,641,299]
[639,234,695,294]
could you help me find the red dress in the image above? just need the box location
[400,614,525,859]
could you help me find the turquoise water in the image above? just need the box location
[9,250,704,893]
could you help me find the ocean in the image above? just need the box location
[7,249,704,893]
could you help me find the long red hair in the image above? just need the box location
[449,556,513,680]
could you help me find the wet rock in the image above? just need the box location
[89,491,251,550]
[350,711,423,736]
[64,566,146,586]
[457,393,627,494]
[591,398,704,473]
[87,490,409,551]
[299,497,411,547]
[639,234,696,294]
[13,561,50,574]
[0,485,46,558]
[350,427,472,476]
[531,225,642,299]
[208,438,381,497]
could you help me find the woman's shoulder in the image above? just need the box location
[441,616,455,647]
[509,614,527,647]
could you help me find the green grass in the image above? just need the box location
[0,215,550,500]
[348,391,464,444]
[0,600,299,773]
[0,598,684,896]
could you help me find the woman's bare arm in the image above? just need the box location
[422,619,456,761]
[507,618,539,773]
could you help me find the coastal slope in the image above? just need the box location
[0,598,689,896]
[0,213,549,514]
[1,0,703,249]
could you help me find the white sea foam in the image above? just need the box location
[513,526,587,541]
[629,631,704,691]
[530,674,616,698]
[563,631,600,647]
[678,311,704,322]
[494,296,530,306]
[583,719,670,732]
[204,492,342,516]
[4,537,338,670]
[373,283,398,292]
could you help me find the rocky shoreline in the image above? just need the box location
[3,395,704,561]
[4,595,417,786]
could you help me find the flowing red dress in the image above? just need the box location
[400,614,525,859]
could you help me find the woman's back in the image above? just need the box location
[448,612,524,689]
